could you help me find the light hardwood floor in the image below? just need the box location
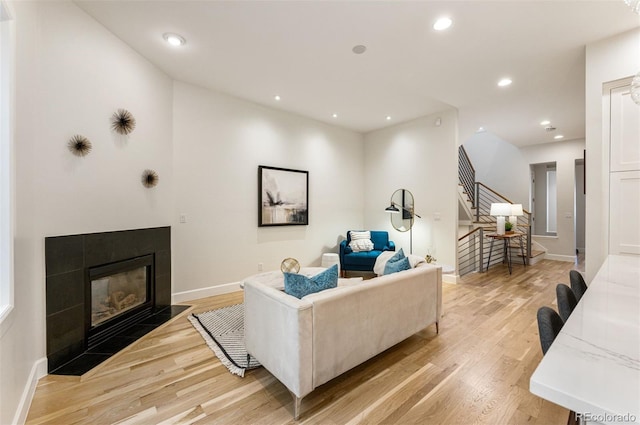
[26,260,577,424]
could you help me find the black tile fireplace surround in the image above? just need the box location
[45,226,185,375]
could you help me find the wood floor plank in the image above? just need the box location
[26,260,578,424]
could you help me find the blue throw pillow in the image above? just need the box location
[384,248,410,275]
[384,256,411,275]
[387,248,405,263]
[284,264,338,299]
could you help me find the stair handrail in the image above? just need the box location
[458,146,476,207]
[457,227,487,275]
[475,182,531,215]
[458,226,482,241]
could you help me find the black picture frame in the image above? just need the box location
[258,165,309,227]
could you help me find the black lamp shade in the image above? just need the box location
[385,204,400,213]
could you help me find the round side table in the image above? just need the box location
[321,253,340,273]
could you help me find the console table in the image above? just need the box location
[485,232,526,274]
[530,255,640,424]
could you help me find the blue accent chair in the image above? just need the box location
[339,231,395,276]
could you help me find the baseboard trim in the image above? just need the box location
[13,357,47,425]
[544,254,576,262]
[443,273,459,284]
[172,281,242,303]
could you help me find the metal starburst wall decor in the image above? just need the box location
[111,108,136,135]
[141,169,159,188]
[67,134,93,157]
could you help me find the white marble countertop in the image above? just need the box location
[530,255,640,424]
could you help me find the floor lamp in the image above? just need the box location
[385,189,421,254]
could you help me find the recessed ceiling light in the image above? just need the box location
[332,113,338,118]
[352,45,367,54]
[498,78,512,87]
[476,126,486,133]
[274,95,281,101]
[163,32,186,47]
[386,116,392,121]
[540,120,551,126]
[433,17,453,31]
[554,135,564,140]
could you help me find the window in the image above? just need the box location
[546,168,557,233]
[0,0,14,324]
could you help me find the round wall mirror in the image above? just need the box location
[388,189,415,232]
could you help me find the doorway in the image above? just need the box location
[530,162,557,236]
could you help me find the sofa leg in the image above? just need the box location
[290,391,302,420]
[294,396,301,420]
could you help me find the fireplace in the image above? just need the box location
[45,227,186,375]
[88,255,154,347]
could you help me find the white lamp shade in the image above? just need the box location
[490,203,511,217]
[510,204,524,216]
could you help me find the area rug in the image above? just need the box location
[188,303,261,377]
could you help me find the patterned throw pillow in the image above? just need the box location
[384,248,411,275]
[284,264,339,299]
[384,257,411,275]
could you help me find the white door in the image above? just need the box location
[610,171,640,255]
[609,83,640,255]
[610,85,640,172]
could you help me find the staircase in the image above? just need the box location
[457,146,542,276]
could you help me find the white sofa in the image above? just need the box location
[244,264,442,419]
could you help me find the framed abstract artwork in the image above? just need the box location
[258,166,309,226]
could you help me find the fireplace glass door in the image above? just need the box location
[91,266,148,326]
[88,254,154,332]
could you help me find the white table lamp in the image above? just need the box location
[490,203,512,235]
[509,204,524,230]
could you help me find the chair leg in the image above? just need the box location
[436,321,439,334]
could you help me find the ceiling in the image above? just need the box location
[75,1,639,146]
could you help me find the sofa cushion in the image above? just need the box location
[284,265,338,299]
[342,249,383,266]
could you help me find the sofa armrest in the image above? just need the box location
[339,240,352,265]
[244,281,314,399]
[385,241,396,251]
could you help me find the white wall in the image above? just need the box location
[522,139,585,260]
[585,28,640,281]
[462,131,530,205]
[172,81,364,294]
[363,111,458,271]
[2,1,173,423]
